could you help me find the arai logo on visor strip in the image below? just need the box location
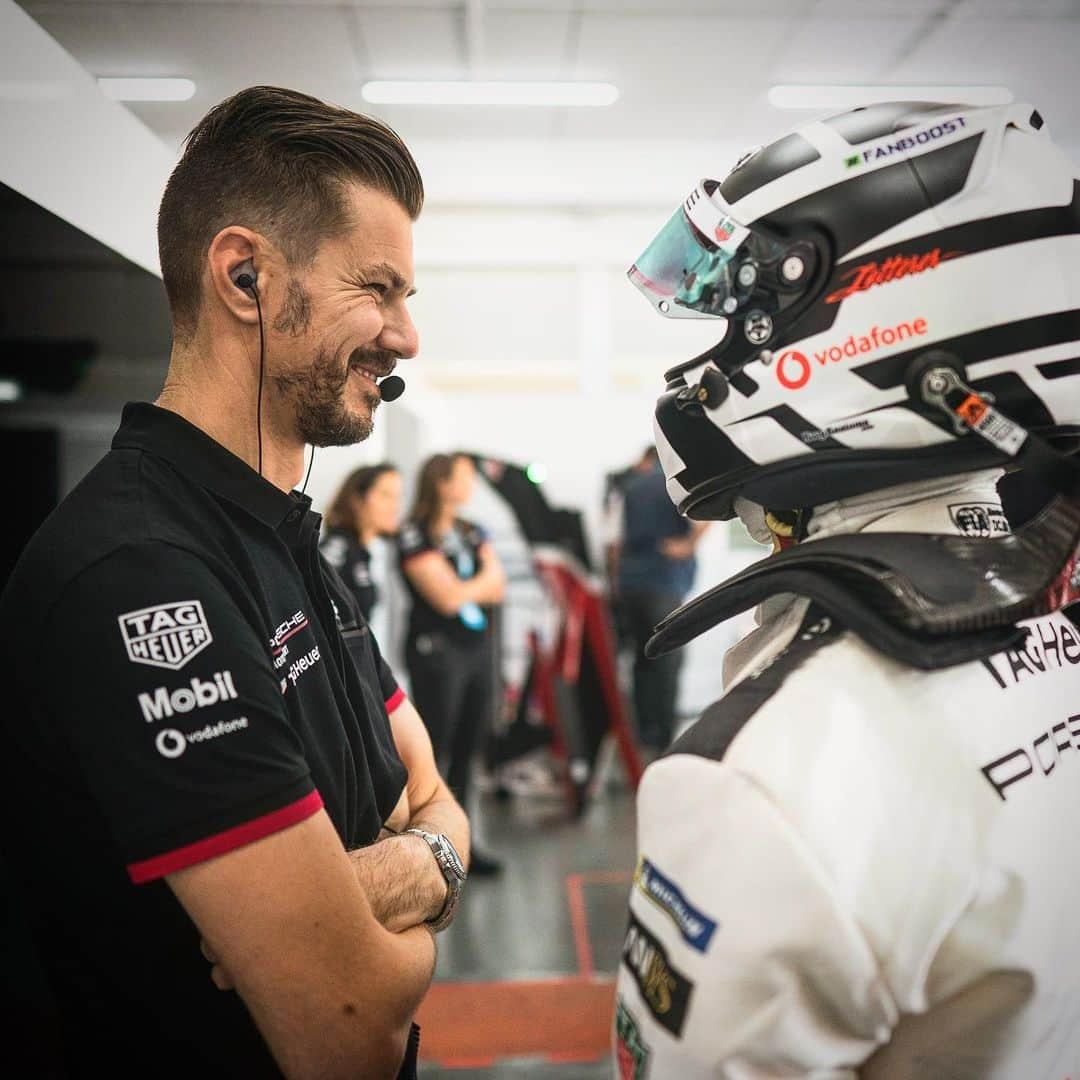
[683,183,749,251]
[627,182,753,317]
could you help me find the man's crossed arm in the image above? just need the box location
[349,696,470,933]
[175,697,468,1076]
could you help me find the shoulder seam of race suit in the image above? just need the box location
[663,603,844,763]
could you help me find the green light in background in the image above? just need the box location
[526,462,547,484]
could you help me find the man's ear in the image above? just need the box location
[206,227,264,326]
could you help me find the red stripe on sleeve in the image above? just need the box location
[127,790,324,884]
[385,687,406,714]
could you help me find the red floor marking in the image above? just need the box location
[418,870,633,1067]
[416,976,616,1067]
[566,869,633,978]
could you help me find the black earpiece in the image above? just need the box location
[230,260,265,477]
[232,262,257,293]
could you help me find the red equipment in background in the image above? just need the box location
[528,546,643,816]
[471,454,643,817]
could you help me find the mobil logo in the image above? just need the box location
[137,670,238,723]
[774,317,929,391]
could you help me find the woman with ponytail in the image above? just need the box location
[321,463,402,622]
[399,453,506,875]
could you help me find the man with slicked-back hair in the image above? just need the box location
[0,87,468,1079]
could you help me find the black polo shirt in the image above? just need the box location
[320,528,377,622]
[399,519,490,648]
[0,402,409,1077]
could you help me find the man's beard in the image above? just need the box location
[269,278,395,448]
[276,345,390,447]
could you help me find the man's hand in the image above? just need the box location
[171,809,436,1078]
[659,522,710,562]
[349,833,446,933]
[659,536,696,560]
[346,697,469,934]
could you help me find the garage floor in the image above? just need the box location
[418,785,637,1078]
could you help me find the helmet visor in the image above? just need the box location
[628,182,780,320]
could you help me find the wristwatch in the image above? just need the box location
[405,828,466,932]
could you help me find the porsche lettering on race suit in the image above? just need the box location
[618,600,1080,1078]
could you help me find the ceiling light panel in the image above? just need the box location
[768,85,1014,109]
[361,81,619,107]
[97,78,196,102]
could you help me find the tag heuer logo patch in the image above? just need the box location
[118,600,212,670]
[615,997,650,1079]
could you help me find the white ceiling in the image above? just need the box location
[17,0,1080,153]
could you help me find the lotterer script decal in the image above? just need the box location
[826,248,962,304]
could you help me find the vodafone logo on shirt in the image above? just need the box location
[775,317,929,391]
[154,717,250,760]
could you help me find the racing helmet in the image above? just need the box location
[631,101,1080,521]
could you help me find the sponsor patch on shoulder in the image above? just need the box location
[621,911,694,1036]
[118,600,212,671]
[948,502,1010,538]
[634,856,717,953]
[615,996,651,1080]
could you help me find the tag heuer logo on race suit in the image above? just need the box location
[118,600,212,671]
[615,996,651,1080]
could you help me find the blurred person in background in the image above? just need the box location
[400,453,506,875]
[321,463,402,623]
[609,445,708,753]
[601,445,656,641]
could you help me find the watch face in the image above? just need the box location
[440,838,466,879]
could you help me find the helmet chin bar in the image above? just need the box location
[648,349,1080,670]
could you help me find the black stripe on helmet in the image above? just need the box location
[852,308,1080,391]
[655,387,756,506]
[765,135,982,260]
[1037,356,1080,380]
[719,132,821,205]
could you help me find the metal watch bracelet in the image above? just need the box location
[405,828,466,932]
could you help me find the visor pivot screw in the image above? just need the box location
[736,262,758,289]
[925,370,951,395]
[759,350,774,367]
[696,386,709,403]
[781,255,805,282]
[722,296,739,315]
[744,311,773,345]
[658,300,670,313]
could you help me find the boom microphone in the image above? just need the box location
[378,375,406,402]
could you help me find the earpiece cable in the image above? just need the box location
[251,286,265,478]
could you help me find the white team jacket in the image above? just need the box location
[616,475,1080,1079]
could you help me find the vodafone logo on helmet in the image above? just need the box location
[776,350,812,390]
[774,317,929,391]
